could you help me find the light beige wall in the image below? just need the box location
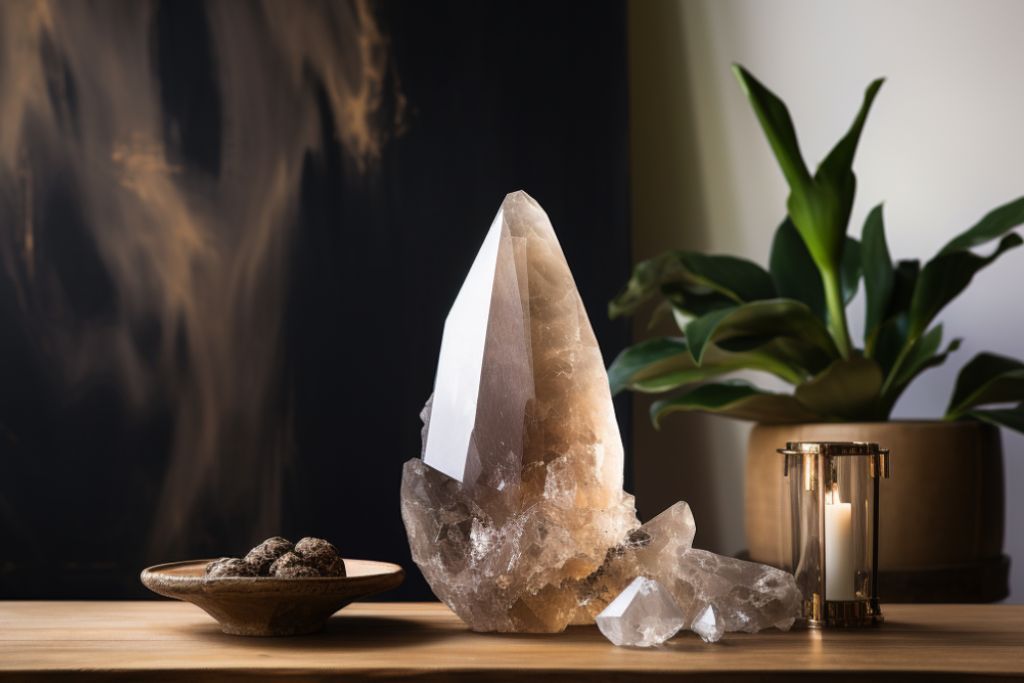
[628,0,1024,602]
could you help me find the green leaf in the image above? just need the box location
[840,237,862,304]
[881,335,961,416]
[651,380,822,426]
[660,282,735,320]
[886,260,919,318]
[609,252,687,319]
[790,75,883,275]
[684,299,839,365]
[795,357,883,420]
[608,338,724,395]
[946,352,1024,417]
[872,313,909,376]
[921,337,962,377]
[719,336,832,382]
[769,217,826,319]
[813,77,885,250]
[735,67,881,361]
[731,65,834,270]
[940,195,1024,255]
[869,260,920,361]
[610,251,775,320]
[608,332,821,394]
[684,308,736,364]
[608,337,686,394]
[881,324,962,403]
[861,204,893,340]
[731,65,811,193]
[675,252,777,303]
[645,299,676,332]
[769,218,859,321]
[817,77,886,180]
[967,403,1024,434]
[908,233,1023,339]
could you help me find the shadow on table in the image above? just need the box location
[492,625,777,654]
[182,615,450,650]
[492,624,734,650]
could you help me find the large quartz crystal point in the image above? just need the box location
[401,191,639,633]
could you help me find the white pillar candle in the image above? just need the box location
[824,489,855,601]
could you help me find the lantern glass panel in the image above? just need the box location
[781,442,886,628]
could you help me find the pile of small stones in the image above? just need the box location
[205,537,346,578]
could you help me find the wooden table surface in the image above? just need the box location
[2,601,1023,681]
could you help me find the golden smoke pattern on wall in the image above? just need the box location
[0,0,403,557]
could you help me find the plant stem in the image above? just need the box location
[822,268,852,359]
[877,331,920,414]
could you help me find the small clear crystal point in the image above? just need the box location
[596,577,685,647]
[690,603,725,643]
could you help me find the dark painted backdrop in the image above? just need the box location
[0,0,630,600]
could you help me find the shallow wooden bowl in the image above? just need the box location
[140,558,405,636]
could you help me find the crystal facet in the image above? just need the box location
[690,603,725,643]
[596,577,685,647]
[400,191,802,635]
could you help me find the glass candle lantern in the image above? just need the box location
[778,441,890,628]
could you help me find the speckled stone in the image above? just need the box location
[273,563,321,578]
[244,536,294,575]
[268,551,311,577]
[205,557,258,578]
[294,537,346,577]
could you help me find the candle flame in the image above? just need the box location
[827,482,841,505]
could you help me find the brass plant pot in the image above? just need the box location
[746,421,1009,603]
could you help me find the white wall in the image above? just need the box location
[629,0,1024,602]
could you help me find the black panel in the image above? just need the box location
[0,0,629,601]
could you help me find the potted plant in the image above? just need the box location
[609,65,1024,601]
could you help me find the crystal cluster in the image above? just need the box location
[400,191,801,635]
[588,503,799,644]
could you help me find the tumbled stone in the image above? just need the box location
[690,603,725,643]
[268,551,316,577]
[205,557,257,578]
[244,536,294,575]
[294,537,346,577]
[596,577,685,647]
[273,563,321,578]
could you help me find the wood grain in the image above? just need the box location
[2,602,1023,681]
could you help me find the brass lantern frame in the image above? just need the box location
[778,441,890,628]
